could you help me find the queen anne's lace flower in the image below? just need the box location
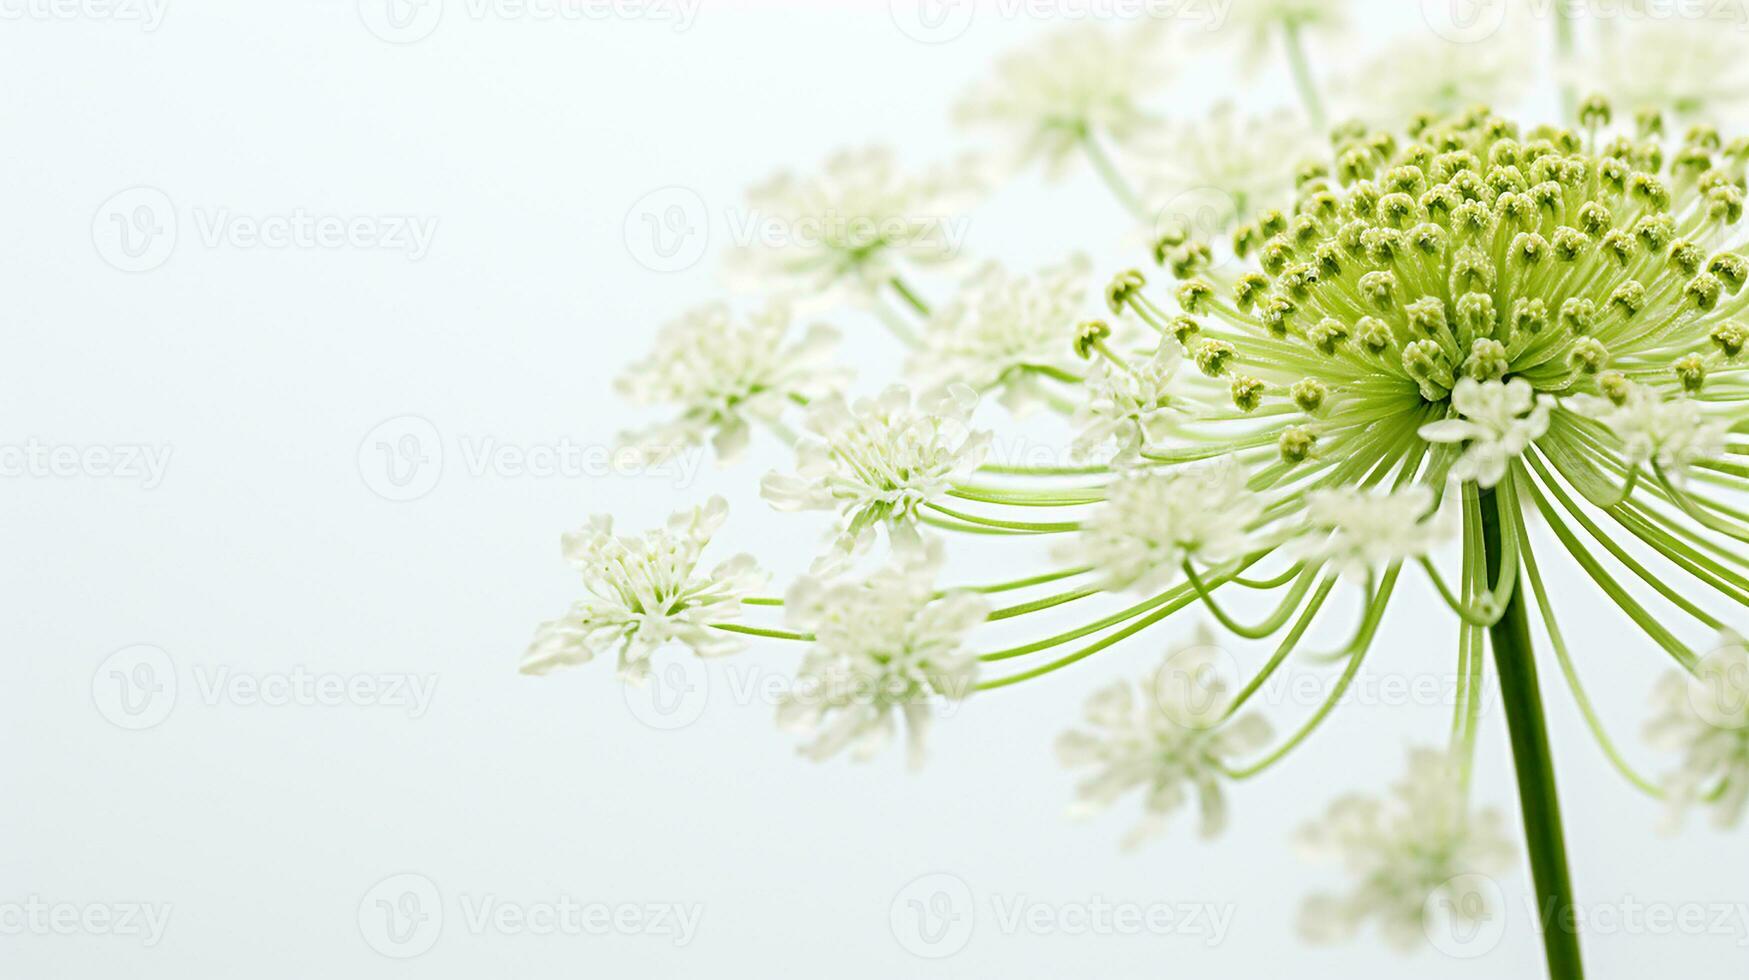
[1578,18,1749,124]
[1217,0,1345,63]
[615,302,848,464]
[522,497,766,683]
[1058,625,1270,848]
[1646,634,1749,829]
[1294,485,1453,581]
[1071,339,1187,462]
[1420,379,1554,489]
[761,385,991,555]
[1297,749,1517,951]
[777,543,986,768]
[725,146,981,306]
[1059,461,1264,593]
[909,255,1090,413]
[954,21,1170,177]
[1570,382,1728,483]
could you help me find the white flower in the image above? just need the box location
[1071,339,1187,463]
[1569,383,1728,485]
[761,384,992,555]
[1647,634,1749,830]
[1138,103,1318,233]
[1419,378,1554,488]
[1057,625,1271,848]
[1297,749,1517,952]
[521,497,766,683]
[1218,0,1346,63]
[1577,18,1749,124]
[908,255,1090,413]
[724,146,981,307]
[1294,485,1452,582]
[1337,33,1528,125]
[615,301,848,464]
[777,543,987,768]
[1058,460,1265,594]
[954,21,1170,177]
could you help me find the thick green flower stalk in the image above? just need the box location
[528,18,1749,978]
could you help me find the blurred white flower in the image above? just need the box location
[725,146,981,306]
[777,543,986,768]
[761,384,991,555]
[1420,378,1554,489]
[954,21,1171,177]
[1568,383,1728,484]
[1217,0,1346,63]
[616,301,848,464]
[1058,460,1265,594]
[522,497,766,683]
[1138,102,1319,233]
[1577,18,1749,124]
[1294,485,1452,582]
[1647,634,1749,830]
[1297,749,1517,952]
[909,255,1090,413]
[1336,33,1529,125]
[1071,339,1188,463]
[1057,625,1270,847]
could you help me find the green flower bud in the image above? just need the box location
[1258,209,1289,238]
[1105,269,1146,313]
[1568,337,1610,375]
[1177,279,1214,315]
[1577,201,1613,235]
[1195,338,1236,377]
[1233,273,1270,312]
[1171,316,1201,346]
[1634,213,1676,250]
[1551,226,1589,261]
[1291,378,1329,412]
[1578,94,1611,129]
[1609,280,1646,318]
[1598,371,1632,406]
[1359,270,1397,310]
[1310,317,1350,355]
[1560,297,1596,335]
[1687,273,1724,312]
[1259,295,1297,337]
[1279,426,1318,464]
[1675,354,1707,393]
[1711,322,1746,358]
[1406,297,1448,336]
[1464,338,1511,382]
[1456,291,1498,337]
[1230,375,1266,412]
[1599,228,1636,265]
[1635,107,1665,139]
[1510,232,1549,267]
[1511,297,1549,337]
[1073,320,1111,359]
[1449,245,1495,293]
[1708,185,1746,224]
[1357,316,1393,353]
[1668,239,1705,276]
[1708,254,1747,295]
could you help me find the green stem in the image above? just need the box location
[1479,486,1584,980]
[1281,21,1326,132]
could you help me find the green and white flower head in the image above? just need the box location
[725,146,981,307]
[1057,624,1271,848]
[1297,749,1516,952]
[1056,460,1264,594]
[777,541,986,768]
[1336,35,1528,125]
[615,301,848,464]
[522,496,766,683]
[1569,380,1729,485]
[954,21,1171,178]
[1577,18,1749,125]
[909,255,1091,414]
[1420,378,1555,488]
[1646,632,1749,830]
[761,384,992,556]
[1139,103,1320,234]
[1294,485,1454,583]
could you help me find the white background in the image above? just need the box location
[3,0,1747,976]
